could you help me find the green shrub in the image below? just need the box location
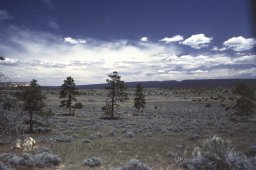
[40,109,55,118]
[205,104,211,108]
[72,102,83,109]
[185,136,255,170]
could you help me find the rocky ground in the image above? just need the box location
[0,88,255,169]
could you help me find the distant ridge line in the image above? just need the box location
[42,79,256,89]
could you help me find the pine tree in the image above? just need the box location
[59,76,79,116]
[17,79,45,133]
[105,71,128,118]
[134,83,146,111]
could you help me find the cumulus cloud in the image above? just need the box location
[140,37,148,42]
[0,9,13,21]
[181,34,213,49]
[223,36,256,51]
[64,37,87,44]
[0,57,18,65]
[159,35,184,43]
[0,27,255,85]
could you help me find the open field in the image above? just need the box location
[1,87,256,169]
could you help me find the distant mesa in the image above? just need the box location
[43,79,256,89]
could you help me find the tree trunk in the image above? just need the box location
[69,93,72,115]
[29,110,33,133]
[111,84,115,118]
[111,94,114,118]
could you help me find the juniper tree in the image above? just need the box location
[59,76,79,115]
[232,83,255,116]
[105,71,128,118]
[17,79,45,133]
[134,83,146,111]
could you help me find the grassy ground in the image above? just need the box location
[1,88,256,169]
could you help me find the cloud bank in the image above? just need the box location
[0,27,255,85]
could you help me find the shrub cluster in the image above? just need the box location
[184,136,256,170]
[0,151,61,169]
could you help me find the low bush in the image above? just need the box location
[184,135,256,170]
[72,102,83,109]
[0,152,61,169]
[205,104,211,108]
[83,157,102,167]
[118,159,150,170]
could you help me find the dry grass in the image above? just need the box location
[1,88,255,170]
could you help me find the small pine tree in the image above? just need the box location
[232,83,255,116]
[134,83,146,111]
[105,71,128,118]
[17,79,45,133]
[59,76,79,116]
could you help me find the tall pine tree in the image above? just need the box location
[134,83,146,111]
[59,76,79,116]
[105,71,127,118]
[17,79,45,133]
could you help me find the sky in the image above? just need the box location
[0,0,255,85]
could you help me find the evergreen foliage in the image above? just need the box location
[134,83,146,111]
[59,76,79,115]
[105,71,128,118]
[17,79,45,133]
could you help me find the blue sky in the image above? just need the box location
[0,0,255,85]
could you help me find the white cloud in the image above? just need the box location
[212,46,227,52]
[0,57,18,65]
[140,37,148,42]
[159,35,184,43]
[181,34,213,49]
[0,27,255,85]
[191,70,208,73]
[0,10,13,21]
[165,54,233,70]
[64,37,87,44]
[223,36,256,51]
[187,68,256,79]
[233,55,256,64]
